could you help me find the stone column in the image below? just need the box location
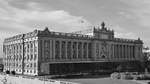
[119,45,121,59]
[133,46,135,59]
[118,44,120,59]
[127,45,129,60]
[53,40,55,60]
[115,44,117,59]
[121,45,122,59]
[130,46,132,60]
[123,45,125,59]
[124,45,127,59]
[131,46,133,59]
[11,44,13,68]
[49,40,52,59]
[131,46,132,60]
[81,42,84,59]
[42,40,44,61]
[65,41,68,59]
[120,45,122,59]
[71,41,73,60]
[117,45,119,59]
[32,41,35,70]
[121,45,124,60]
[59,40,62,59]
[122,45,124,59]
[126,45,129,60]
[134,46,137,60]
[76,42,78,59]
[128,46,131,60]
[91,41,96,60]
[113,44,116,59]
[112,44,114,59]
[87,43,88,59]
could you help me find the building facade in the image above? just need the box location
[3,22,143,75]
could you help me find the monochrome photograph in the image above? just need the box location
[0,0,150,84]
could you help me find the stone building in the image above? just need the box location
[3,22,143,75]
[143,47,150,60]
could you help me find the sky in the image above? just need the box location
[0,0,150,57]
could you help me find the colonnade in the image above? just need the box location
[113,44,135,59]
[40,39,92,61]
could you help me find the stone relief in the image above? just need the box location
[100,41,107,58]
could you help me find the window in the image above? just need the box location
[19,55,22,60]
[27,44,29,52]
[34,70,36,73]
[20,45,22,52]
[14,55,16,60]
[16,55,18,60]
[34,63,36,67]
[24,56,26,60]
[26,64,29,68]
[30,55,33,60]
[34,54,37,60]
[27,55,29,61]
[16,63,18,67]
[34,41,37,52]
[34,45,37,52]
[30,63,32,68]
[16,45,18,53]
[24,47,26,53]
[31,43,33,52]
[31,43,33,48]
[19,64,22,68]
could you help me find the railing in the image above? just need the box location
[114,38,135,42]
[50,31,93,39]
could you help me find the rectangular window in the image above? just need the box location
[30,63,32,68]
[34,63,36,67]
[34,54,37,60]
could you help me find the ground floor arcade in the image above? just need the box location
[40,61,144,75]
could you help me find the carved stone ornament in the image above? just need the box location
[100,41,107,58]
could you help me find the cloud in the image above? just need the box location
[0,0,149,58]
[110,25,138,39]
[120,0,150,28]
[0,0,92,57]
[0,0,91,33]
[16,10,91,32]
[115,32,137,39]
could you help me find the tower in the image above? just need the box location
[93,22,114,39]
